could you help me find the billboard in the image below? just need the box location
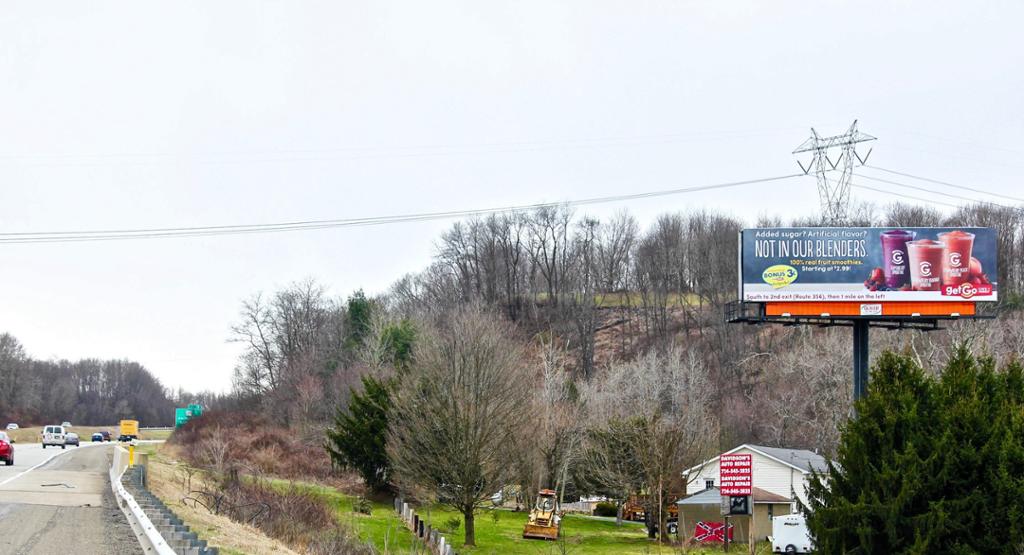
[740,227,997,302]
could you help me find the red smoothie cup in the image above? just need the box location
[938,230,975,286]
[907,239,945,291]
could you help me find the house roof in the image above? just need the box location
[677,487,791,506]
[684,444,829,476]
[748,445,829,474]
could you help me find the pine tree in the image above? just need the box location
[324,374,395,492]
[805,347,1024,554]
[804,349,940,553]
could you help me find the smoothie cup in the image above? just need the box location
[880,230,916,288]
[938,230,975,286]
[907,239,945,291]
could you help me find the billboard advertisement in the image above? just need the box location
[740,227,997,302]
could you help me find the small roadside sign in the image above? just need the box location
[719,453,752,496]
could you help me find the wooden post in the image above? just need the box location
[748,503,755,555]
[723,515,730,553]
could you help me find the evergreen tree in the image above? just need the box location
[381,319,416,372]
[325,374,395,492]
[805,347,1024,554]
[345,289,373,352]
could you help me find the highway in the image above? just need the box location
[0,443,142,555]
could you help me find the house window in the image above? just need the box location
[768,504,773,520]
[705,479,714,489]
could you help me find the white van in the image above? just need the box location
[769,514,813,554]
[41,425,67,449]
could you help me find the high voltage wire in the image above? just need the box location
[873,126,1024,157]
[885,143,1024,171]
[854,174,1014,208]
[0,128,808,168]
[850,182,960,209]
[0,174,803,244]
[0,136,748,168]
[864,165,1024,203]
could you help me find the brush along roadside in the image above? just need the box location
[142,442,355,555]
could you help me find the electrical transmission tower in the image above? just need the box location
[793,120,876,226]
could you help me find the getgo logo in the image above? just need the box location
[946,283,978,298]
[892,250,904,265]
[950,252,962,267]
[943,283,994,298]
[919,261,932,277]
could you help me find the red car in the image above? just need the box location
[0,432,13,465]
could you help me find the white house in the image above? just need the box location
[683,444,829,510]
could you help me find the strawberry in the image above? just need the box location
[969,257,982,277]
[870,268,885,283]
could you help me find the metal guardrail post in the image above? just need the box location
[109,457,177,555]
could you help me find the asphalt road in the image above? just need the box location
[0,443,142,555]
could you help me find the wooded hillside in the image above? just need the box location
[0,332,176,426]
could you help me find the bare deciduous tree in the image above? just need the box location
[386,309,532,547]
[583,346,718,541]
[746,328,852,456]
[0,333,30,414]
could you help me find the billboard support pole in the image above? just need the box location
[853,320,869,404]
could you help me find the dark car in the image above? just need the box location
[0,432,13,465]
[646,515,679,536]
[91,433,104,442]
[99,430,111,442]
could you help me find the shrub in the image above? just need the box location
[593,502,619,517]
[352,495,373,515]
[172,409,334,481]
[442,515,462,534]
[208,477,373,553]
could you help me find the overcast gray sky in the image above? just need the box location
[2,1,1022,393]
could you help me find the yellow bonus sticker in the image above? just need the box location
[762,265,798,289]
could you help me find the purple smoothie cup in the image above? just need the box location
[880,230,916,289]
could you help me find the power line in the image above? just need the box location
[0,173,804,244]
[873,125,1024,157]
[851,182,962,208]
[854,173,1015,208]
[864,165,1024,203]
[885,143,1024,171]
[0,128,808,168]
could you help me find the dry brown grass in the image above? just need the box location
[171,411,336,482]
[157,417,375,555]
[145,442,303,555]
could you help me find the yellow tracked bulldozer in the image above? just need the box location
[522,489,562,540]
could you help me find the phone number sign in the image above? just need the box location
[719,454,752,495]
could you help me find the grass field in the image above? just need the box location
[323,494,744,555]
[140,442,756,554]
